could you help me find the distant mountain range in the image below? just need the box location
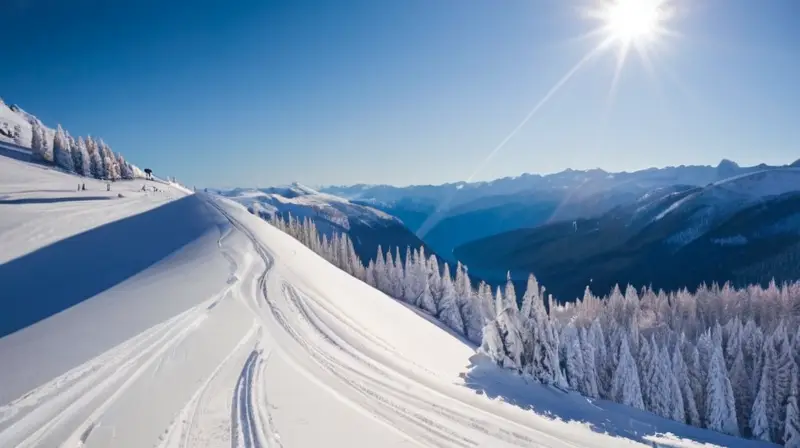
[227,160,799,303]
[454,167,800,301]
[217,183,435,264]
[321,159,799,261]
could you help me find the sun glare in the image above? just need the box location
[606,0,661,43]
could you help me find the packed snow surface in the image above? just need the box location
[0,156,774,447]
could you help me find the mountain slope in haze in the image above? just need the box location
[324,160,789,259]
[219,183,436,263]
[455,168,800,301]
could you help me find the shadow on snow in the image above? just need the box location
[0,195,222,338]
[0,196,111,205]
[461,355,775,448]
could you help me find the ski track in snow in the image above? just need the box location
[1,181,771,448]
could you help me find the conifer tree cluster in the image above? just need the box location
[266,212,495,345]
[30,123,144,180]
[262,210,800,445]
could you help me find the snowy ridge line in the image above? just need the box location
[207,196,448,446]
[156,321,259,448]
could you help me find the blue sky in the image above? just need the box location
[2,0,798,187]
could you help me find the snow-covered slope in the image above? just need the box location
[221,182,400,231]
[0,156,774,447]
[0,100,54,149]
[654,168,800,246]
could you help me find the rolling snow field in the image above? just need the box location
[0,156,775,447]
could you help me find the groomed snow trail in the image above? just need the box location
[1,184,770,447]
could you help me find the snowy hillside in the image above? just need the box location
[655,168,800,247]
[0,154,775,447]
[0,100,54,149]
[221,182,400,231]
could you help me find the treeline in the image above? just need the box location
[261,211,800,446]
[30,122,144,180]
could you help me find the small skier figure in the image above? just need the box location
[106,183,111,192]
[82,183,86,191]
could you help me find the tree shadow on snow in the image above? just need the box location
[0,195,223,338]
[461,355,774,448]
[0,196,111,205]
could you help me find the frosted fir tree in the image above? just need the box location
[784,362,800,447]
[461,285,487,345]
[437,264,464,335]
[776,326,796,436]
[30,121,50,162]
[560,322,585,391]
[403,247,418,303]
[705,342,739,436]
[729,347,752,435]
[74,137,90,177]
[375,246,389,294]
[117,152,133,180]
[672,342,700,426]
[589,319,611,399]
[495,287,523,371]
[664,347,686,423]
[637,336,654,409]
[86,136,105,179]
[68,134,83,176]
[365,260,377,288]
[579,327,599,398]
[751,358,773,442]
[417,275,437,316]
[480,320,509,367]
[52,125,75,173]
[647,341,676,419]
[503,271,519,318]
[427,254,442,302]
[393,247,404,298]
[611,337,645,410]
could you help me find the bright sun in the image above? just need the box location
[606,0,661,42]
[588,0,671,46]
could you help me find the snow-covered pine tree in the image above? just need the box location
[437,264,464,335]
[784,362,800,447]
[730,347,752,436]
[664,345,687,423]
[403,247,417,303]
[705,342,739,436]
[30,121,50,162]
[589,319,612,399]
[672,341,701,426]
[417,274,437,316]
[503,271,518,317]
[68,134,83,176]
[461,282,486,345]
[117,152,133,180]
[393,247,404,298]
[52,125,75,173]
[560,322,585,392]
[480,319,509,366]
[751,353,773,442]
[428,254,442,302]
[579,327,599,398]
[611,337,645,410]
[365,260,377,288]
[495,287,523,371]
